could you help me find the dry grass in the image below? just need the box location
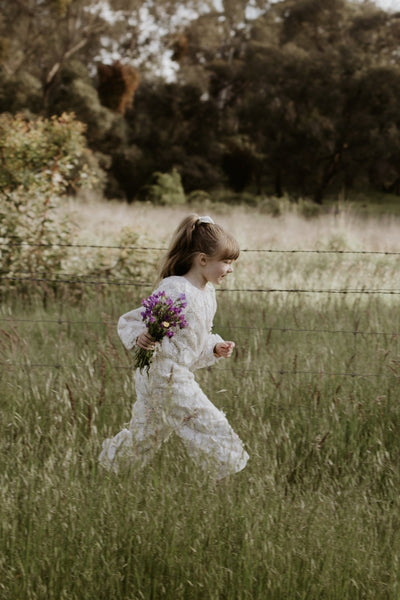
[3,197,400,599]
[62,198,400,305]
[65,196,400,252]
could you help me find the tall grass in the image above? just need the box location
[2,209,400,599]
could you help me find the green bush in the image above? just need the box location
[0,69,43,113]
[296,198,324,219]
[259,195,283,216]
[138,169,186,205]
[0,112,99,288]
[186,189,212,205]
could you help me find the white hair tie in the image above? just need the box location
[198,215,215,224]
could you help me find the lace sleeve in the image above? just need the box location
[191,332,224,370]
[117,307,147,350]
[117,278,182,351]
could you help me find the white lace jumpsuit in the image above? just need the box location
[99,275,249,479]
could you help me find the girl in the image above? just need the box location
[99,214,249,480]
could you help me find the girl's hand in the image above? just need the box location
[214,341,235,358]
[136,331,157,350]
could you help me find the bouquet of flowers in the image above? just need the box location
[134,290,188,372]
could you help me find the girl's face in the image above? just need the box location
[202,256,234,285]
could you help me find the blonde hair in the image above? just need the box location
[158,214,240,281]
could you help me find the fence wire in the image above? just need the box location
[0,316,399,338]
[0,359,396,380]
[2,240,400,380]
[2,274,400,295]
[1,313,399,379]
[4,239,400,255]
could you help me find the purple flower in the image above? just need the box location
[134,292,188,372]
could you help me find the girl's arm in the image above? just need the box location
[214,341,235,358]
[190,331,224,370]
[118,278,178,351]
[117,307,147,350]
[189,287,234,369]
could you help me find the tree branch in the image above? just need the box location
[45,37,88,87]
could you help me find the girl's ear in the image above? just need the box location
[198,253,208,266]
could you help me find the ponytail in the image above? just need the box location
[157,214,240,282]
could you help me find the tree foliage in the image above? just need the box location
[1,0,400,203]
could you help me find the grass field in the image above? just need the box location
[2,201,400,599]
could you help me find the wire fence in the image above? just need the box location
[2,240,400,380]
[3,240,400,292]
[3,239,400,255]
[3,274,400,295]
[0,359,396,380]
[1,316,399,338]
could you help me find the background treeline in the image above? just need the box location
[1,0,400,203]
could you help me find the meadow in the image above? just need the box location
[2,200,400,599]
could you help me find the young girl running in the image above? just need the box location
[99,214,249,480]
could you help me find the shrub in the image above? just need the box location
[0,112,99,291]
[296,198,324,219]
[138,169,186,205]
[0,69,43,113]
[186,190,212,205]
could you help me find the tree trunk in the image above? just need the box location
[314,152,342,204]
[274,168,283,197]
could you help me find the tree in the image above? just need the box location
[0,0,107,99]
[2,0,400,203]
[123,81,223,197]
[348,65,400,194]
[202,0,400,201]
